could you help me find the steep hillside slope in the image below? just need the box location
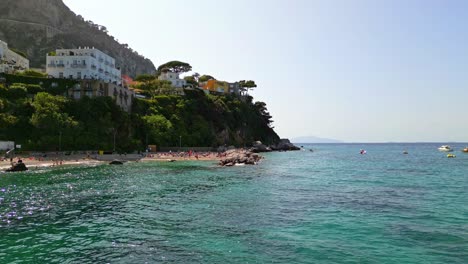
[0,0,156,77]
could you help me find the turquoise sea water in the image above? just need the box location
[0,143,467,263]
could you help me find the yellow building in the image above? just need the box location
[202,79,242,95]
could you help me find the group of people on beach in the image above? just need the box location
[146,150,225,160]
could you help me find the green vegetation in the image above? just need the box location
[132,91,278,148]
[9,48,28,59]
[1,73,77,95]
[184,75,198,87]
[199,75,216,82]
[17,70,48,78]
[132,77,174,97]
[0,73,279,152]
[157,61,192,74]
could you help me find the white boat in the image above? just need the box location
[438,145,453,152]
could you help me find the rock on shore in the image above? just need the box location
[219,149,263,167]
[250,139,301,153]
[251,141,272,153]
[270,139,301,151]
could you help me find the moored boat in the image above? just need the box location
[447,154,456,158]
[438,145,453,152]
[463,147,468,153]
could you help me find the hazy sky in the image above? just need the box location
[63,0,468,142]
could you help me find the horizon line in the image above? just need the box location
[292,142,468,144]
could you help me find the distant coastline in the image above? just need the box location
[291,136,343,144]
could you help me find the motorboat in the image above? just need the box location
[447,154,456,158]
[438,145,453,152]
[463,147,468,153]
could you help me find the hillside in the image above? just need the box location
[0,0,156,77]
[0,73,280,151]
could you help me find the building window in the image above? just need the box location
[59,72,64,78]
[77,72,81,79]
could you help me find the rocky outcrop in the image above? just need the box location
[219,149,263,167]
[250,139,301,152]
[0,0,156,77]
[109,160,124,165]
[251,141,272,153]
[270,139,301,151]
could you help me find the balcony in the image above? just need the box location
[56,64,65,68]
[71,63,86,68]
[47,64,56,68]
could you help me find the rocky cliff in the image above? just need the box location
[0,0,156,77]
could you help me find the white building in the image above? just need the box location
[0,40,30,74]
[158,71,187,88]
[46,47,121,85]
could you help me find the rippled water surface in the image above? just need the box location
[0,143,467,263]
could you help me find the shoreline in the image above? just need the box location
[1,148,281,171]
[0,152,225,171]
[0,157,105,171]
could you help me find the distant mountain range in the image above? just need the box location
[291,136,343,144]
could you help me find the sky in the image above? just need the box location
[63,0,468,142]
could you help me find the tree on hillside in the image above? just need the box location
[142,114,173,145]
[157,61,192,74]
[135,74,157,82]
[254,101,273,126]
[133,79,173,98]
[30,93,77,132]
[199,75,216,83]
[239,80,257,95]
[192,72,201,82]
[184,76,198,87]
